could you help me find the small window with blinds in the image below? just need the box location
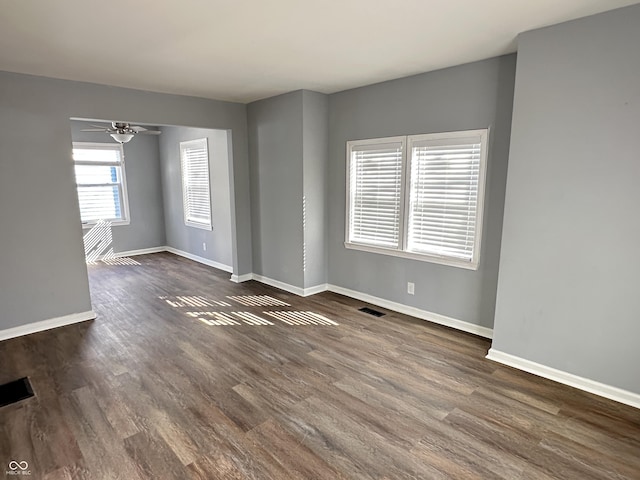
[347,137,405,249]
[180,138,212,230]
[345,129,488,270]
[72,142,130,226]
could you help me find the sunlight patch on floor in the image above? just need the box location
[227,295,290,307]
[160,296,232,308]
[187,311,274,326]
[159,293,338,327]
[193,312,241,326]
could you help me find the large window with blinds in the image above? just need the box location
[346,129,488,269]
[72,142,129,226]
[180,138,212,230]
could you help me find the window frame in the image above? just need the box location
[72,142,130,227]
[345,129,489,270]
[180,138,212,231]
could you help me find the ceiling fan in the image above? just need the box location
[81,121,161,143]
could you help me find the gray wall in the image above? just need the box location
[327,55,516,328]
[70,120,166,253]
[302,91,329,289]
[248,91,305,287]
[492,5,640,393]
[159,126,233,269]
[0,71,250,330]
[248,90,329,290]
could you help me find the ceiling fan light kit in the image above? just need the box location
[81,121,161,143]
[110,132,135,143]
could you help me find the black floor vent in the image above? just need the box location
[0,377,34,408]
[359,307,386,317]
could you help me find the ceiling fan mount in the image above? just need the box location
[81,121,161,143]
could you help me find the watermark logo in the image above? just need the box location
[6,461,31,476]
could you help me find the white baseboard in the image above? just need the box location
[486,349,640,409]
[165,247,233,273]
[86,246,165,263]
[304,283,330,296]
[230,273,253,283]
[0,311,96,342]
[250,274,328,297]
[251,274,305,296]
[114,246,166,257]
[326,284,493,339]
[238,274,492,338]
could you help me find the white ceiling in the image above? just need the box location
[0,0,636,103]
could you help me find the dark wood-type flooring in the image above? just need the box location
[1,252,639,479]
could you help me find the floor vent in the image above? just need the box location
[0,377,34,408]
[359,307,386,317]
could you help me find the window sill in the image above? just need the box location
[82,220,130,229]
[185,221,213,231]
[344,242,478,270]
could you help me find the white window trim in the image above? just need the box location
[72,142,130,227]
[180,138,212,231]
[344,129,489,270]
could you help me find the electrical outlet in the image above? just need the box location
[407,282,415,295]
[202,242,207,251]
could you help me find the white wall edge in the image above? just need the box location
[230,273,254,283]
[165,246,233,273]
[235,274,326,296]
[251,274,306,296]
[326,284,493,339]
[0,311,97,342]
[486,349,640,409]
[304,283,329,296]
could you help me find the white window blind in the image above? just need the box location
[407,131,487,266]
[345,130,488,270]
[347,138,405,249]
[180,138,212,230]
[72,143,129,225]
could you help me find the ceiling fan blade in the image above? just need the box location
[90,124,111,129]
[129,125,147,132]
[138,130,162,135]
[81,128,108,132]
